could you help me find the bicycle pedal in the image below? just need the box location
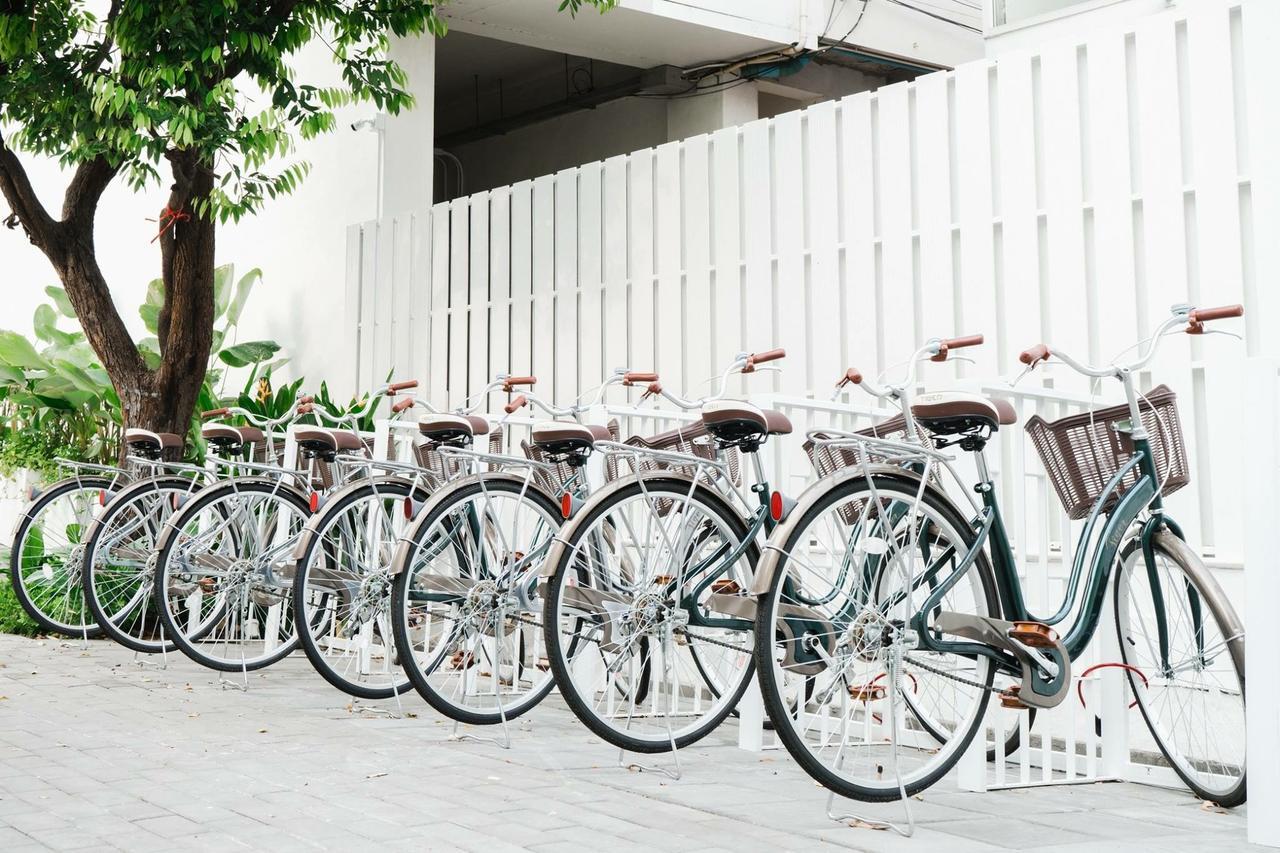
[999,684,1029,710]
[711,579,741,595]
[1008,621,1058,648]
[653,574,674,586]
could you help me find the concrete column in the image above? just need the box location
[666,82,759,142]
[382,33,436,217]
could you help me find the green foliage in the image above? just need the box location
[0,572,41,637]
[0,264,284,473]
[0,2,616,222]
[313,379,384,433]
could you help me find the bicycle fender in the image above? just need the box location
[291,475,431,561]
[389,471,560,576]
[751,464,951,597]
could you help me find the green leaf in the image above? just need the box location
[44,286,76,318]
[0,364,26,385]
[32,304,58,343]
[0,331,53,370]
[139,303,160,335]
[145,277,164,309]
[51,360,104,395]
[226,268,261,327]
[213,264,234,319]
[218,340,280,367]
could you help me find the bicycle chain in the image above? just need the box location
[516,610,993,691]
[508,612,750,655]
[903,653,1002,695]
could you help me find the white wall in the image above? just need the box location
[987,0,1172,54]
[0,44,381,395]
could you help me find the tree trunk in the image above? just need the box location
[1,145,218,461]
[54,156,216,460]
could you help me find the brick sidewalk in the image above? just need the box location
[0,635,1252,852]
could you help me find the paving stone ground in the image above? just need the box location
[0,634,1254,852]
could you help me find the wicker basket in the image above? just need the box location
[520,420,621,495]
[413,426,505,485]
[606,420,741,516]
[803,414,917,523]
[1024,384,1189,521]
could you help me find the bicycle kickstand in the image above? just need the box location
[450,627,512,750]
[617,631,681,781]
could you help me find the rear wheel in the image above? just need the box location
[9,477,113,637]
[541,477,757,753]
[1114,532,1246,806]
[83,477,205,653]
[391,476,564,724]
[755,474,998,802]
[294,478,425,699]
[154,479,311,672]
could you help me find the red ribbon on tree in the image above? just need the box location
[151,206,191,243]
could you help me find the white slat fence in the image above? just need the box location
[343,0,1279,808]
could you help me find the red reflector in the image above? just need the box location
[309,492,320,513]
[560,493,573,519]
[769,491,784,522]
[170,492,180,511]
[403,497,414,520]
[99,490,107,507]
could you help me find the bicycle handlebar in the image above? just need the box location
[834,334,982,403]
[504,394,528,415]
[1020,303,1244,379]
[386,380,418,395]
[650,348,785,410]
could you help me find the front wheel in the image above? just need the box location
[1114,531,1246,806]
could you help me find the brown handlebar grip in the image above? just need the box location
[623,371,659,385]
[202,408,230,419]
[504,394,528,415]
[1019,344,1051,366]
[931,333,984,362]
[296,402,315,415]
[943,334,984,350]
[391,398,414,414]
[742,347,786,373]
[386,380,419,395]
[836,368,863,388]
[1189,304,1244,323]
[502,375,537,392]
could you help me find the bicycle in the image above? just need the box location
[80,402,303,655]
[538,349,792,761]
[150,380,416,674]
[290,373,533,700]
[387,369,649,731]
[7,429,196,638]
[753,304,1246,808]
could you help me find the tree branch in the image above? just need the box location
[61,156,120,231]
[222,0,304,79]
[83,0,123,75]
[0,133,60,252]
